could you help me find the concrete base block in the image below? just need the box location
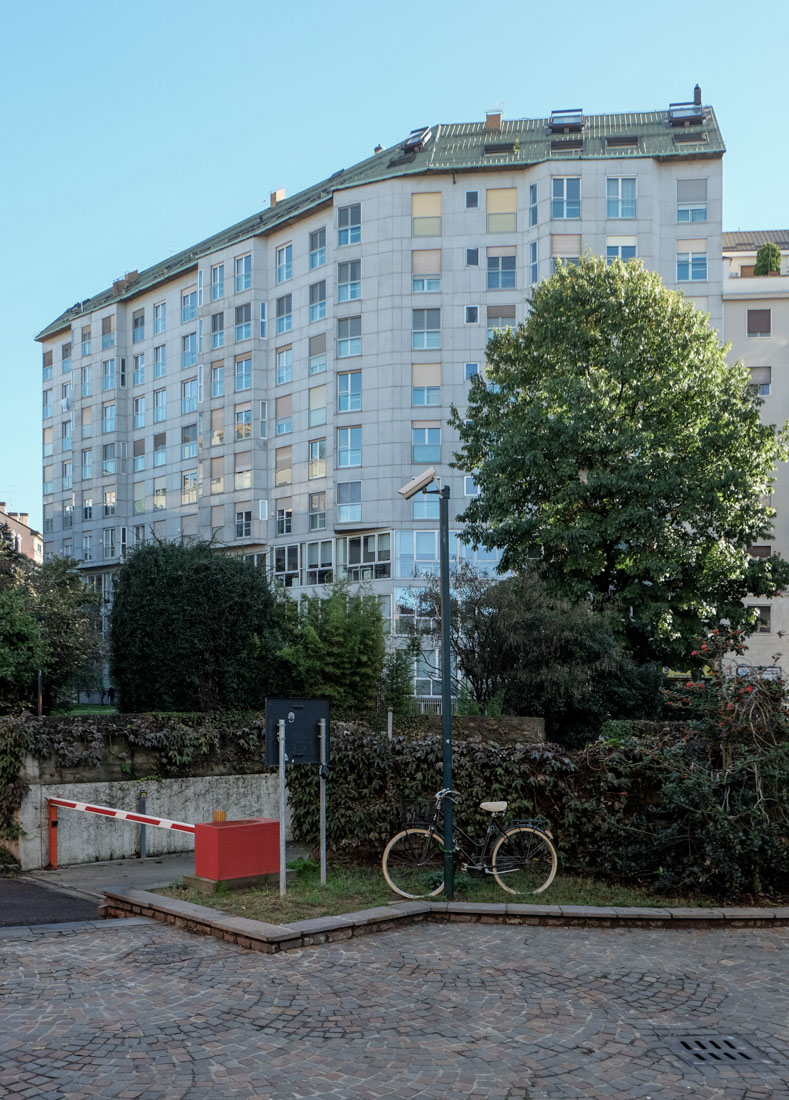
[183,870,290,894]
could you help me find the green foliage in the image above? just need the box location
[110,541,283,712]
[277,582,386,712]
[754,241,782,276]
[0,587,44,712]
[379,644,418,716]
[451,255,789,666]
[0,715,32,839]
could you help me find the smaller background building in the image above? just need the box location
[0,501,43,564]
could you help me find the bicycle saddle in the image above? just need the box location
[479,801,507,813]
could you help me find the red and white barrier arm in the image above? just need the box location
[47,797,195,869]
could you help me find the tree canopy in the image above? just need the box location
[754,242,782,276]
[451,256,789,665]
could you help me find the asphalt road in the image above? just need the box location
[0,875,99,926]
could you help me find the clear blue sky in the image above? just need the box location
[2,0,787,531]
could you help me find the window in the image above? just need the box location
[276,244,292,284]
[275,445,292,486]
[412,362,441,405]
[748,309,771,337]
[466,248,479,267]
[103,528,116,559]
[234,304,251,342]
[210,456,224,494]
[153,477,167,511]
[211,312,224,349]
[413,495,439,519]
[412,249,441,292]
[551,234,581,271]
[412,424,440,463]
[102,359,115,390]
[259,302,267,339]
[487,250,516,289]
[309,491,326,530]
[528,182,538,227]
[81,326,91,356]
[153,432,166,467]
[465,190,479,209]
[338,203,361,245]
[200,410,220,453]
[465,362,480,382]
[181,291,197,323]
[234,451,252,490]
[181,470,198,505]
[606,177,636,218]
[181,332,197,368]
[43,389,53,418]
[309,384,327,426]
[275,395,292,436]
[181,377,197,414]
[309,280,326,321]
[677,178,707,222]
[304,540,333,585]
[235,254,251,292]
[235,509,252,538]
[309,332,327,374]
[487,305,516,339]
[337,426,361,467]
[103,488,116,517]
[133,438,145,472]
[62,418,73,450]
[101,316,115,349]
[309,438,326,478]
[153,302,166,334]
[133,482,145,516]
[130,354,143,387]
[43,466,54,494]
[676,240,707,281]
[61,342,72,371]
[62,460,73,490]
[82,533,92,561]
[749,366,772,396]
[465,475,479,496]
[153,345,166,378]
[276,346,292,385]
[102,402,116,433]
[337,371,362,412]
[465,306,479,324]
[487,188,517,232]
[153,388,166,422]
[274,544,299,586]
[211,362,224,397]
[181,423,197,458]
[276,498,293,535]
[81,449,92,480]
[395,530,460,579]
[552,177,580,219]
[606,237,637,264]
[337,481,361,523]
[751,606,772,633]
[529,240,538,284]
[276,294,292,334]
[338,260,361,301]
[337,316,361,357]
[82,491,93,519]
[43,350,53,380]
[132,309,144,343]
[210,264,224,300]
[309,227,326,268]
[235,355,251,391]
[412,308,440,349]
[133,396,145,429]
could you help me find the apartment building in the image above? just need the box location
[0,503,43,564]
[37,88,724,698]
[722,231,789,672]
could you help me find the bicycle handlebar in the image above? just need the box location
[434,788,460,801]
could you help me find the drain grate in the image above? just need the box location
[670,1035,775,1068]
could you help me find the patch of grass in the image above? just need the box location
[65,705,117,715]
[156,861,723,925]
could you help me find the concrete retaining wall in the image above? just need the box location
[12,755,289,871]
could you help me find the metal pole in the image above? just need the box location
[439,484,454,899]
[278,718,287,897]
[37,670,43,717]
[138,790,147,860]
[387,706,393,741]
[318,718,327,886]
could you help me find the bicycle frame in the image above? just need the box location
[423,793,521,872]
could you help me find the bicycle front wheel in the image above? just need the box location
[382,828,445,899]
[491,827,558,895]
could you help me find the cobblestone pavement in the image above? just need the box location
[1,918,788,1100]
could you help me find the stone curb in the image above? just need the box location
[100,886,789,953]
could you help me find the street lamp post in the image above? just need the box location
[398,467,455,899]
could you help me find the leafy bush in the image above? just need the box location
[754,241,782,276]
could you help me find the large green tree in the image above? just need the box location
[110,541,284,711]
[451,256,789,665]
[35,556,103,710]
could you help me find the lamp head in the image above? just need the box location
[398,467,438,500]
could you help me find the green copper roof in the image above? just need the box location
[37,103,724,342]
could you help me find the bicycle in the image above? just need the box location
[381,787,558,899]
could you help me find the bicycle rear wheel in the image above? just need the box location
[491,826,557,895]
[382,828,445,899]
